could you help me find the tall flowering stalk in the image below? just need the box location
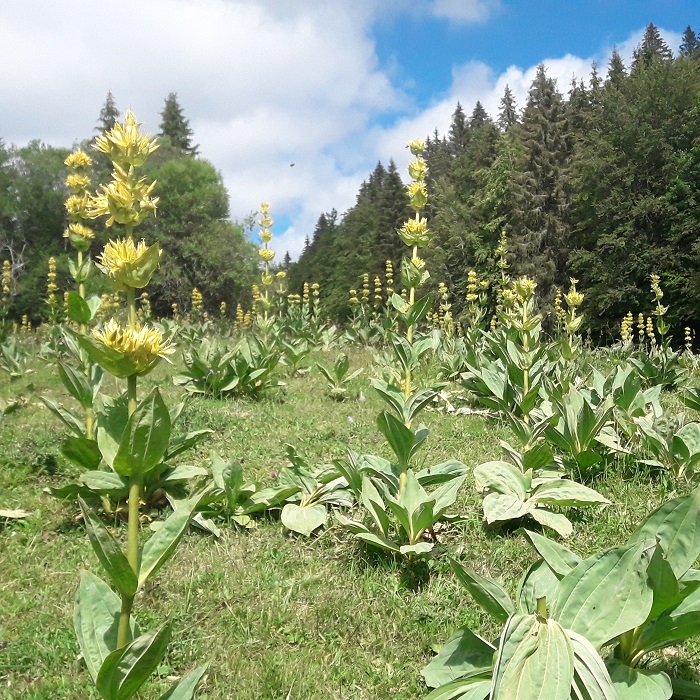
[61,110,208,699]
[336,139,467,555]
[257,203,275,317]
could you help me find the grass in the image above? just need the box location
[0,334,698,698]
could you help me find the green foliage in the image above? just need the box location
[174,334,283,399]
[424,486,700,700]
[316,352,363,400]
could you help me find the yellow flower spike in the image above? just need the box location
[93,109,159,168]
[88,165,159,227]
[66,174,91,194]
[98,237,162,290]
[407,139,426,156]
[514,276,537,302]
[260,229,272,244]
[93,319,174,377]
[407,157,428,182]
[65,194,91,221]
[276,271,287,279]
[398,217,431,247]
[64,222,95,252]
[259,248,275,262]
[407,181,428,211]
[65,150,93,170]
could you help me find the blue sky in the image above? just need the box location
[0,1,695,259]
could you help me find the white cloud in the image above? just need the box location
[0,1,685,261]
[430,0,501,24]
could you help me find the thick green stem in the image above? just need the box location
[521,304,530,424]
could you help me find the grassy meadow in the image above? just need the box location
[1,336,697,700]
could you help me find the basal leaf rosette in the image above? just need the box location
[98,237,161,290]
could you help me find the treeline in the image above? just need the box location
[0,92,259,320]
[289,24,700,342]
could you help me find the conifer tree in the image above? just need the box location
[95,91,120,133]
[509,64,572,300]
[497,85,518,131]
[448,103,469,154]
[680,26,699,58]
[159,92,198,155]
[632,23,673,70]
[606,49,627,88]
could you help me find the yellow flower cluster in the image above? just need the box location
[64,147,95,250]
[620,311,634,344]
[98,237,161,289]
[93,319,174,375]
[385,260,394,296]
[2,260,10,302]
[88,163,159,227]
[46,257,59,319]
[191,287,203,315]
[94,110,159,168]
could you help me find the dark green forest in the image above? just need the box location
[289,24,700,342]
[2,24,700,342]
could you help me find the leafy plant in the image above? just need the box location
[279,445,354,536]
[636,414,700,479]
[422,486,700,700]
[0,337,33,380]
[316,352,363,400]
[473,441,610,538]
[174,333,283,399]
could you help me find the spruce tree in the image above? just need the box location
[632,23,673,70]
[96,91,120,134]
[497,85,518,131]
[448,103,469,154]
[606,49,627,89]
[159,93,198,155]
[509,64,572,300]
[679,26,699,58]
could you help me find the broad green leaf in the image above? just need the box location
[521,529,582,576]
[79,499,137,597]
[635,583,700,653]
[517,560,560,615]
[113,390,171,477]
[62,437,102,470]
[57,361,93,407]
[376,411,418,468]
[629,486,700,578]
[164,429,213,461]
[281,502,326,536]
[74,571,137,683]
[492,613,574,700]
[406,293,433,327]
[159,664,209,700]
[567,630,617,700]
[672,678,700,700]
[474,461,529,499]
[138,494,201,588]
[552,542,652,648]
[399,542,434,556]
[450,559,515,622]
[521,444,555,472]
[66,290,93,324]
[96,623,172,700]
[416,459,468,487]
[424,677,492,700]
[606,660,672,700]
[80,471,129,498]
[421,626,496,688]
[529,509,573,539]
[39,396,85,437]
[483,493,530,524]
[530,480,610,508]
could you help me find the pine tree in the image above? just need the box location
[679,26,699,58]
[497,85,518,131]
[509,64,572,300]
[632,23,673,70]
[448,103,469,154]
[470,101,489,129]
[606,49,627,89]
[159,93,198,155]
[96,91,120,134]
